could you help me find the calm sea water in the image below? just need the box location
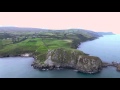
[0,35,120,78]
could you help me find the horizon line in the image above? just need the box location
[0,25,114,33]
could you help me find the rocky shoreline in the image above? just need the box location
[31,60,120,74]
[31,48,103,74]
[102,62,120,71]
[0,53,33,58]
[0,49,120,74]
[0,51,120,74]
[31,61,102,74]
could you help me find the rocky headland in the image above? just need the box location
[31,48,120,74]
[31,48,103,74]
[0,27,117,74]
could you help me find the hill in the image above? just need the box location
[0,27,104,74]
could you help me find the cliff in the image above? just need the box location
[32,48,102,74]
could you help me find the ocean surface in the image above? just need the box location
[0,34,120,78]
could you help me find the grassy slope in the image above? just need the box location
[0,38,72,57]
[0,29,98,63]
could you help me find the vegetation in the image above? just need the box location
[0,27,99,62]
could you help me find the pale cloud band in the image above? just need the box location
[0,12,120,34]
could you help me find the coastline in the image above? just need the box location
[31,35,120,74]
[1,36,118,74]
[31,37,103,74]
[0,37,103,74]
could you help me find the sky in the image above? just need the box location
[0,12,120,34]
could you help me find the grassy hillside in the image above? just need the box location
[0,28,100,62]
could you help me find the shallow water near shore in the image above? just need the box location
[0,35,120,78]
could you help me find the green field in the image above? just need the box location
[0,29,97,63]
[0,38,73,57]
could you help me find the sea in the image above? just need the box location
[0,34,120,78]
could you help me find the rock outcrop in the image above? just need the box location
[116,65,120,71]
[111,62,120,71]
[102,62,113,67]
[31,48,103,74]
[102,61,120,72]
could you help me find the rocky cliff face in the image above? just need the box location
[32,48,102,74]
